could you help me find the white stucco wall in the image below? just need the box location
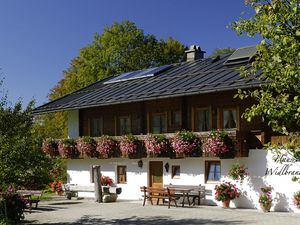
[67,110,79,138]
[66,149,300,213]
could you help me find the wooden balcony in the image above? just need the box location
[112,130,250,158]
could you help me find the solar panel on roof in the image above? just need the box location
[104,65,172,84]
[224,46,257,66]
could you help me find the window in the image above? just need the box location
[151,113,167,134]
[90,117,103,137]
[117,166,127,184]
[194,108,211,131]
[169,111,181,128]
[222,108,237,129]
[118,116,131,135]
[171,165,180,178]
[205,161,221,182]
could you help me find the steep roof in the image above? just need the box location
[33,51,264,114]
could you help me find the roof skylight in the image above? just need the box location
[104,65,172,84]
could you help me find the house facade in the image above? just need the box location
[34,45,300,212]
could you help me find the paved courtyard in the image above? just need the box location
[23,198,300,225]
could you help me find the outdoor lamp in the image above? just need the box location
[138,160,143,168]
[164,162,169,173]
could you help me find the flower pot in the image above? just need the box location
[260,202,272,212]
[222,199,230,208]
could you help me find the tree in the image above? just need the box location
[49,21,185,100]
[0,98,53,189]
[210,47,236,58]
[44,21,185,138]
[232,0,300,135]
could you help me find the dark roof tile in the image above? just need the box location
[33,54,264,114]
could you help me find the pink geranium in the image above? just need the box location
[144,134,168,155]
[203,130,234,156]
[119,134,138,155]
[170,130,201,154]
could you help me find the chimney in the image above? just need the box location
[185,45,205,62]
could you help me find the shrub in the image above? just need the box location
[50,179,63,194]
[0,186,27,223]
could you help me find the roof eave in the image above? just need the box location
[32,83,262,115]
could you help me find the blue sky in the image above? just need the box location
[0,0,260,107]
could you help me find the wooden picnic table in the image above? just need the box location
[165,184,206,206]
[168,188,192,207]
[17,190,43,212]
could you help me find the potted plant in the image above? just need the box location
[259,185,273,212]
[76,136,97,158]
[228,163,248,182]
[144,134,169,157]
[170,130,201,157]
[293,191,300,209]
[42,138,58,157]
[119,134,138,158]
[203,130,235,158]
[214,181,240,208]
[58,138,78,158]
[100,175,114,187]
[96,135,117,158]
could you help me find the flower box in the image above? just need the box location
[170,130,202,157]
[119,134,139,158]
[76,136,97,158]
[58,138,79,158]
[42,138,59,157]
[203,130,235,158]
[96,135,117,158]
[144,134,169,158]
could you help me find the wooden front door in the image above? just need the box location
[149,161,163,188]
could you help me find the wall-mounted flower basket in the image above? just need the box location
[96,135,117,159]
[76,136,97,158]
[58,138,79,159]
[42,138,59,157]
[203,130,235,159]
[144,134,170,158]
[170,130,202,157]
[120,134,139,158]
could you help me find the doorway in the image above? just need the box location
[149,161,163,188]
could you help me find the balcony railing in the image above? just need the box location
[43,130,251,159]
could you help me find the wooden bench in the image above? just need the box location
[140,186,178,208]
[17,190,42,212]
[165,185,206,206]
[62,184,122,200]
[62,184,94,199]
